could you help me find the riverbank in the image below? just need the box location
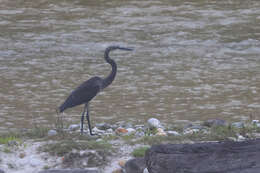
[1,118,260,173]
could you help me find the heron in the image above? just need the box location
[58,45,133,135]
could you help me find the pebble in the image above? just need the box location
[147,118,161,129]
[252,120,259,124]
[92,127,105,134]
[47,130,57,136]
[232,122,244,128]
[29,158,42,167]
[203,119,227,127]
[126,128,136,135]
[143,168,149,173]
[19,152,26,158]
[96,123,111,130]
[167,131,181,136]
[115,127,128,134]
[183,129,199,135]
[156,128,167,136]
[237,135,246,141]
[7,140,18,147]
[68,124,80,131]
[118,160,126,168]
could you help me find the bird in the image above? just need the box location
[58,45,133,135]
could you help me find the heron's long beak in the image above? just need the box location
[118,47,134,51]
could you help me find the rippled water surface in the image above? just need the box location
[1,0,260,131]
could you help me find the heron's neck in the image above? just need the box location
[102,56,117,89]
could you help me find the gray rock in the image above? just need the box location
[38,168,100,173]
[232,122,244,128]
[125,157,146,173]
[48,129,57,136]
[167,131,181,136]
[147,118,161,129]
[0,169,5,173]
[203,119,227,127]
[69,124,80,131]
[95,123,111,130]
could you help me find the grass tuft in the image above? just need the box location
[132,146,150,157]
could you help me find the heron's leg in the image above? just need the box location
[80,104,87,135]
[85,103,94,135]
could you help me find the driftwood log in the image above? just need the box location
[145,139,260,173]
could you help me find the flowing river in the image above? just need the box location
[0,0,260,132]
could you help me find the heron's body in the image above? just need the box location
[58,46,133,135]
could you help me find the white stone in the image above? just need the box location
[106,128,113,133]
[237,135,246,141]
[29,158,42,167]
[167,130,181,136]
[68,124,80,131]
[183,129,199,135]
[147,118,161,129]
[143,168,149,173]
[92,127,105,134]
[47,129,57,136]
[126,128,136,135]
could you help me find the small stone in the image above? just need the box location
[7,140,18,146]
[147,118,161,129]
[237,135,246,141]
[252,120,259,124]
[96,123,111,130]
[143,168,149,173]
[255,123,260,128]
[232,122,244,128]
[115,127,128,134]
[156,128,167,136]
[48,129,57,136]
[227,137,237,141]
[92,127,105,134]
[203,119,227,127]
[135,131,145,137]
[106,128,113,133]
[68,124,80,131]
[118,160,126,168]
[126,128,136,135]
[167,131,181,136]
[112,168,123,173]
[30,158,42,167]
[19,152,26,158]
[183,129,199,135]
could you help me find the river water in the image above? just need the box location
[1,0,260,131]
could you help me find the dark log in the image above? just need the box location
[145,139,260,173]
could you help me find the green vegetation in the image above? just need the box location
[0,135,20,145]
[132,146,150,157]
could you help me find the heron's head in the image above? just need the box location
[106,45,134,53]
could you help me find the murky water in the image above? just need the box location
[1,0,260,131]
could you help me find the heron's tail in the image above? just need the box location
[58,103,67,113]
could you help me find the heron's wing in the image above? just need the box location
[59,77,102,112]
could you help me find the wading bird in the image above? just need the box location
[58,46,133,135]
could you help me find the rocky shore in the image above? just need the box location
[1,118,260,173]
